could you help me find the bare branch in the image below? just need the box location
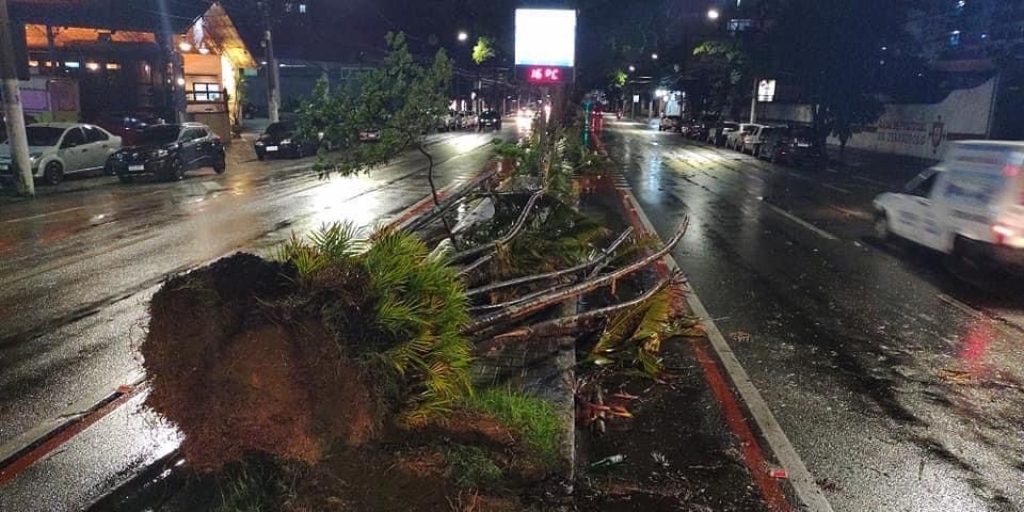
[479,273,677,346]
[449,189,544,263]
[466,227,633,298]
[463,218,689,335]
[459,253,493,276]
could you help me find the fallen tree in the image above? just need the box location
[138,31,690,512]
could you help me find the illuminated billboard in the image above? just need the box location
[515,9,576,68]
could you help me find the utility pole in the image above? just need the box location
[258,0,281,123]
[749,77,758,123]
[0,0,33,197]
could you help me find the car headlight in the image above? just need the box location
[281,138,292,145]
[150,149,168,159]
[29,153,41,163]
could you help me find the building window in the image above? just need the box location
[191,82,222,102]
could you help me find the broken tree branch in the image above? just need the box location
[462,218,689,336]
[459,253,494,276]
[448,189,544,264]
[466,227,634,298]
[480,273,676,345]
[403,167,499,233]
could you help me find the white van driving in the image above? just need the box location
[873,141,1024,272]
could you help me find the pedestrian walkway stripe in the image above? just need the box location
[620,186,836,512]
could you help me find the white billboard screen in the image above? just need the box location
[515,9,576,68]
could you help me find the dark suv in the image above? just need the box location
[478,111,501,131]
[758,126,823,166]
[112,123,225,182]
[253,121,317,160]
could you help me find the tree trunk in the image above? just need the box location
[416,143,458,249]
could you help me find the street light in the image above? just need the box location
[628,65,635,72]
[707,8,720,20]
[651,53,658,60]
[457,31,469,42]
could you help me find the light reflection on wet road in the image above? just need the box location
[609,120,1024,512]
[0,129,513,511]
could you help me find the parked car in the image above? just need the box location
[680,120,703,139]
[742,125,784,156]
[725,123,760,151]
[0,123,121,185]
[707,121,739,147]
[111,123,225,183]
[873,141,1024,275]
[458,111,478,130]
[659,115,682,132]
[478,110,502,131]
[758,126,823,166]
[254,121,317,160]
[359,128,382,142]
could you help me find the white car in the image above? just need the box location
[726,123,762,151]
[0,123,122,185]
[873,140,1024,273]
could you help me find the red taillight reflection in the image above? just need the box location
[992,224,1014,245]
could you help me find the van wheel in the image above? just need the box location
[874,211,891,242]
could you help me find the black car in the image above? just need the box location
[111,123,225,183]
[758,126,823,167]
[478,111,502,131]
[253,121,317,160]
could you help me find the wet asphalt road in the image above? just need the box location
[0,126,516,510]
[609,120,1024,512]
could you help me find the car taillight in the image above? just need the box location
[992,224,1014,245]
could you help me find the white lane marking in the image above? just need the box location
[622,188,835,512]
[4,206,86,224]
[852,175,888,187]
[764,203,840,241]
[822,183,851,194]
[937,293,983,319]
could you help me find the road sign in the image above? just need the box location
[757,79,776,102]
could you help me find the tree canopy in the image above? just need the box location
[298,32,453,178]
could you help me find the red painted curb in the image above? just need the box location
[0,383,147,486]
[614,184,794,512]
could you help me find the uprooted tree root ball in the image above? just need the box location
[143,253,380,471]
[142,225,476,471]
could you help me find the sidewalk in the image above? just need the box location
[825,144,934,189]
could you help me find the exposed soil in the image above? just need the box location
[142,253,379,471]
[284,412,548,512]
[573,337,771,512]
